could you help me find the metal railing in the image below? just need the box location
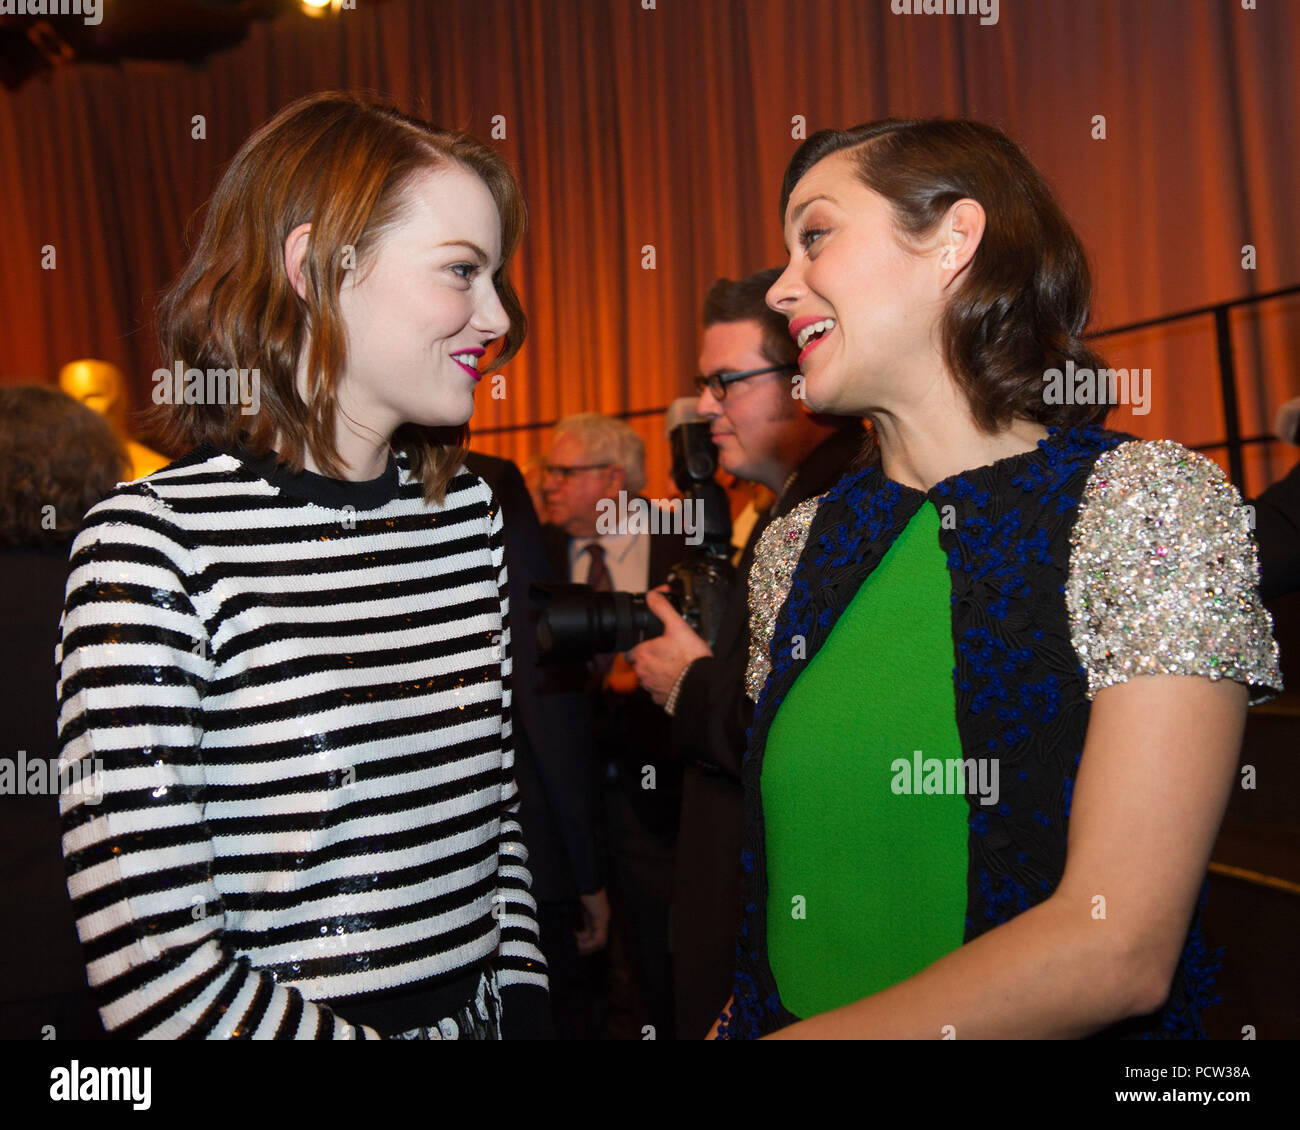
[1088,282,1300,487]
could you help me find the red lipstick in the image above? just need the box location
[452,347,485,382]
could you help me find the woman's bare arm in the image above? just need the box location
[765,673,1247,1039]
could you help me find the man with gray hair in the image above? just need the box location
[541,413,652,593]
[541,412,686,1039]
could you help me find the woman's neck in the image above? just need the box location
[302,428,392,481]
[870,384,1049,491]
[293,359,394,482]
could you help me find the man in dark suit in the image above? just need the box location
[539,414,686,1039]
[1251,397,1300,603]
[464,451,609,1040]
[627,269,869,1040]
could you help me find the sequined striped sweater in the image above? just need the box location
[56,445,547,1039]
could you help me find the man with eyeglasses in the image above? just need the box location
[539,413,687,1039]
[627,267,868,1040]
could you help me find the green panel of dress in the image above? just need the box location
[762,500,969,1018]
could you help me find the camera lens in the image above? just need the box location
[531,583,665,663]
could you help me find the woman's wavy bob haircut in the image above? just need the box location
[151,91,527,503]
[779,119,1110,432]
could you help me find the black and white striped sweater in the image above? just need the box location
[56,444,547,1039]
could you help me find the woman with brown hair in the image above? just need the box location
[714,119,1281,1039]
[55,92,547,1039]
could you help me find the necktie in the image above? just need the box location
[583,542,612,591]
[582,542,616,690]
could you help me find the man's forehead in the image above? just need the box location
[550,431,585,456]
[699,320,770,370]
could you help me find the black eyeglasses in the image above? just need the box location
[693,363,799,401]
[540,461,612,481]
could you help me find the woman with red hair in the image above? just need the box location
[56,93,546,1040]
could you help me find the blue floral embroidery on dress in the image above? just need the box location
[757,467,902,725]
[977,867,1033,924]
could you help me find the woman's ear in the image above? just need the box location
[284,222,313,301]
[939,199,986,282]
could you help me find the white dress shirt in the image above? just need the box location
[569,529,652,592]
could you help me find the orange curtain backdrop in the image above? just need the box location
[1,0,1298,497]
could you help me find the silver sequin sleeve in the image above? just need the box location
[745,495,821,702]
[1066,440,1283,704]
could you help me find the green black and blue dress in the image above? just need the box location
[718,426,1282,1039]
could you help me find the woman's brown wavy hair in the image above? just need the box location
[0,385,127,547]
[151,91,527,503]
[779,119,1110,432]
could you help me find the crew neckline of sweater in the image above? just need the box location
[225,444,403,510]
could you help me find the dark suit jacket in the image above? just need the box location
[668,423,870,1039]
[0,543,104,1038]
[464,453,602,903]
[1252,456,1300,602]
[541,515,687,835]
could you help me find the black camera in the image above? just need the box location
[532,404,735,663]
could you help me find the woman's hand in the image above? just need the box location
[575,887,611,954]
